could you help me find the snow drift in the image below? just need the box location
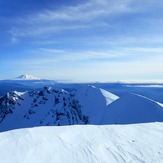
[0,123,163,163]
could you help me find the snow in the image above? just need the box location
[0,87,87,131]
[14,74,40,80]
[0,85,120,131]
[0,123,163,163]
[1,84,163,162]
[126,84,163,88]
[76,85,119,124]
[132,93,163,107]
[100,88,119,105]
[1,85,163,131]
[102,93,163,124]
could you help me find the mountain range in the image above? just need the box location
[1,76,163,163]
[1,84,163,132]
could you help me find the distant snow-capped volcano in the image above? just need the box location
[14,74,40,80]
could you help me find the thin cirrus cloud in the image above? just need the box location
[35,47,163,62]
[1,46,163,82]
[8,0,163,50]
[5,47,162,69]
[6,53,163,82]
[8,0,133,41]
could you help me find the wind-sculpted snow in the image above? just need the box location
[0,123,163,163]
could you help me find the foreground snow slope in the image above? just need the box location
[0,123,163,163]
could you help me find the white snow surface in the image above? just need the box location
[102,93,163,124]
[0,85,120,131]
[76,85,119,124]
[0,123,163,163]
[14,74,40,80]
[1,85,163,132]
[132,93,163,107]
[100,88,119,105]
[126,84,163,88]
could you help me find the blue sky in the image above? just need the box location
[1,0,163,82]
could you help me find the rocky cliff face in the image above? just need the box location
[0,87,90,131]
[0,91,24,123]
[0,85,120,132]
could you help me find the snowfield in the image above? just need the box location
[0,123,163,163]
[102,93,163,125]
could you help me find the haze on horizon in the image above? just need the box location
[0,0,163,82]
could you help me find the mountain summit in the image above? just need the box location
[1,85,163,132]
[0,86,119,132]
[15,74,40,80]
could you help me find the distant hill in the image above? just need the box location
[0,74,58,96]
[14,74,40,80]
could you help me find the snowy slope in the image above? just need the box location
[0,85,118,131]
[132,93,163,107]
[0,87,88,132]
[102,93,163,124]
[1,84,163,132]
[0,123,163,163]
[76,85,119,124]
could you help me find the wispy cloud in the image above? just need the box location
[35,47,163,61]
[8,0,163,48]
[31,48,130,63]
[8,0,133,41]
[39,48,65,54]
[25,0,132,22]
[1,43,163,81]
[4,46,162,67]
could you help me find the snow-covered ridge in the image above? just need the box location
[0,85,119,132]
[102,93,163,124]
[132,93,163,107]
[76,85,119,123]
[0,87,89,131]
[100,88,119,105]
[0,123,163,163]
[1,85,163,132]
[14,74,40,80]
